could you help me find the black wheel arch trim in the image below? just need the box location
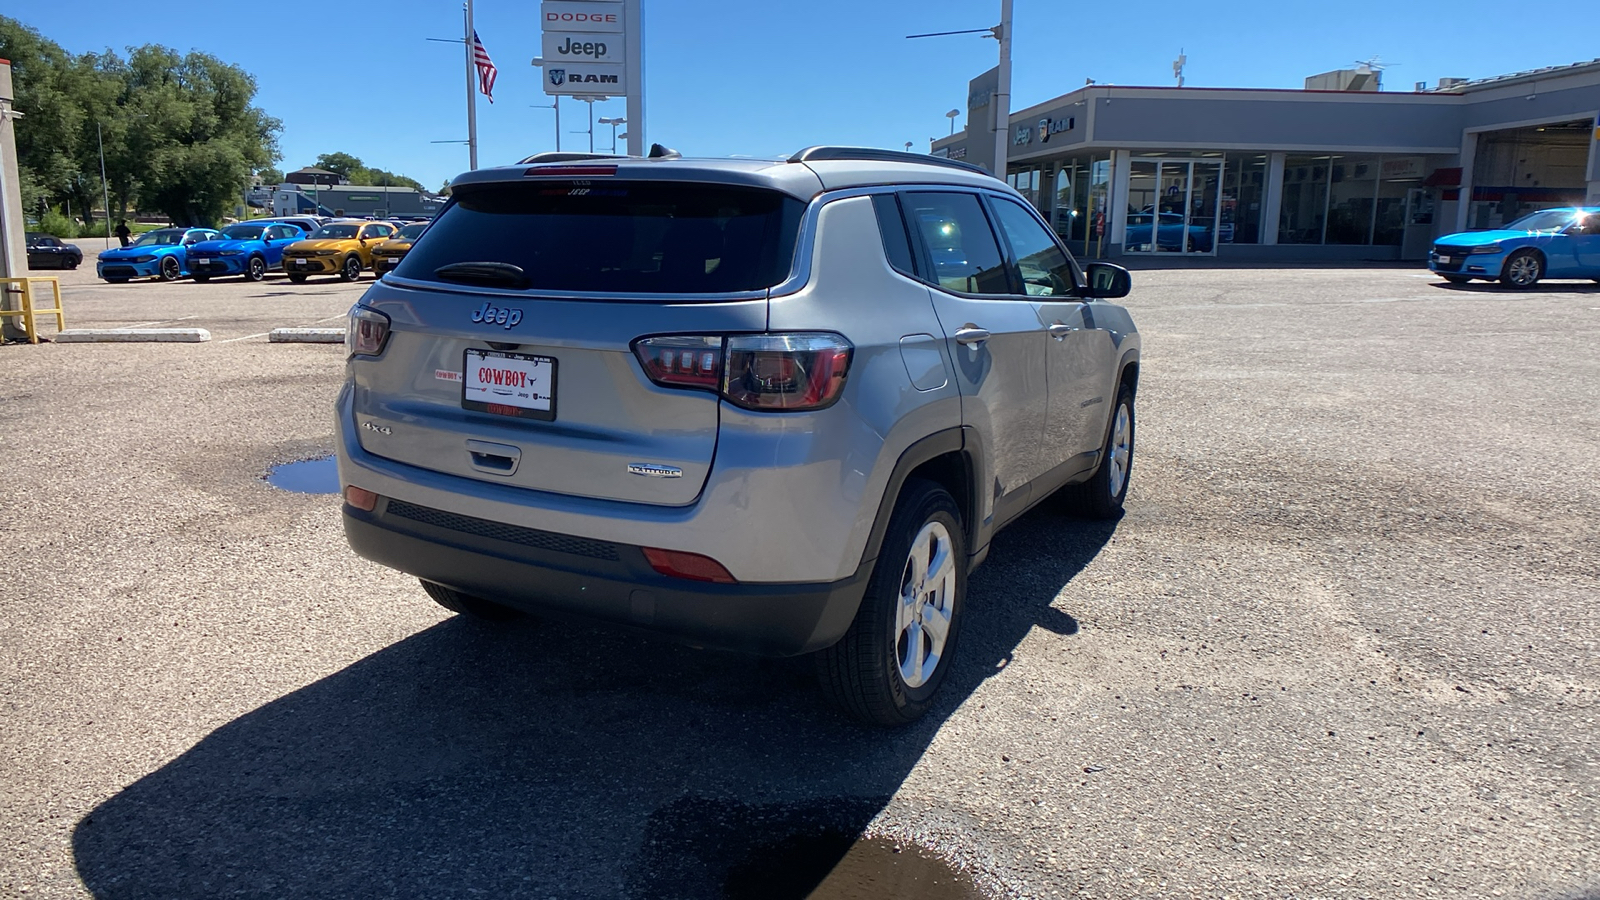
[857,426,986,574]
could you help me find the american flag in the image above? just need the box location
[472,31,497,103]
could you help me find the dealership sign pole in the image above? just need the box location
[539,0,643,155]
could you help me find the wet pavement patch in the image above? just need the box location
[266,455,339,494]
[630,797,986,899]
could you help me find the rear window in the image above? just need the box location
[394,181,805,294]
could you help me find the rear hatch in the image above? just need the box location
[350,174,808,506]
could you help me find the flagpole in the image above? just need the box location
[464,0,478,170]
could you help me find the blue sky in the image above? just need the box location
[13,1,1600,189]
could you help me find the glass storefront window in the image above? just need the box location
[1221,155,1266,244]
[1326,155,1379,244]
[1372,169,1411,246]
[1086,156,1111,259]
[1279,155,1331,244]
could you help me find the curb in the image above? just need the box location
[54,328,211,343]
[269,328,345,344]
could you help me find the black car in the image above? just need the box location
[26,233,84,270]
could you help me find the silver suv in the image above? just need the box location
[337,146,1139,725]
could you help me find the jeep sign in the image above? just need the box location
[542,31,622,64]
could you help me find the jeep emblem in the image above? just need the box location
[471,301,524,329]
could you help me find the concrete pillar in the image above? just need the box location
[0,60,31,341]
[1455,131,1478,233]
[1261,153,1286,245]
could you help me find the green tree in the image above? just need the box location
[313,152,363,181]
[0,17,282,227]
[257,165,284,185]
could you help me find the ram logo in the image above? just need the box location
[549,69,567,86]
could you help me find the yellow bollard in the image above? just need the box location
[0,276,67,344]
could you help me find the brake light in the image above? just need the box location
[346,305,390,357]
[642,547,738,584]
[725,334,852,411]
[632,333,853,411]
[523,165,617,177]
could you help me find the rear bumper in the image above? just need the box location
[343,499,869,656]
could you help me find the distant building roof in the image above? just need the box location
[1432,57,1600,92]
[285,167,348,185]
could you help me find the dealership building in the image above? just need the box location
[931,59,1600,260]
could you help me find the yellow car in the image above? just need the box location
[282,220,399,282]
[370,221,430,276]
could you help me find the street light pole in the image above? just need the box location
[992,0,1013,181]
[599,117,626,153]
[96,121,111,249]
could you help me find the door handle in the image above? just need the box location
[953,326,991,346]
[1047,322,1078,340]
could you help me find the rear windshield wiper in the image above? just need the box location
[433,261,530,288]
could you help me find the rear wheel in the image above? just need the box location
[1064,382,1134,519]
[159,255,181,281]
[246,255,267,281]
[1500,250,1543,289]
[339,255,362,282]
[287,273,307,284]
[64,257,79,270]
[1442,275,1470,285]
[816,479,965,726]
[419,579,524,622]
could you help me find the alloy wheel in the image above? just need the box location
[895,520,958,688]
[1507,254,1541,286]
[1107,402,1132,498]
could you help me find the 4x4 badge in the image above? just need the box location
[628,463,682,478]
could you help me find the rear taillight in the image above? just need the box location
[632,333,852,412]
[346,305,390,357]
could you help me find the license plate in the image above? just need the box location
[194,258,212,266]
[462,349,557,421]
[293,258,308,267]
[1437,256,1452,264]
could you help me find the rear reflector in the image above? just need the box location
[642,547,738,584]
[344,486,379,511]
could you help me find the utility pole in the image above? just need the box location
[991,0,1013,181]
[96,122,111,249]
[464,0,478,170]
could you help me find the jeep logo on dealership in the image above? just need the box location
[471,302,524,329]
[555,37,608,58]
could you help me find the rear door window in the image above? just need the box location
[395,181,805,294]
[900,191,1013,296]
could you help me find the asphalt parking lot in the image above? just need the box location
[1,263,1596,899]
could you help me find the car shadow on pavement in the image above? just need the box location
[1429,280,1600,293]
[71,505,1117,899]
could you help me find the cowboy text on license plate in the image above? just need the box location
[462,349,557,421]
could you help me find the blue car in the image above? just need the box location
[1430,207,1600,288]
[1125,211,1213,253]
[96,228,222,283]
[186,222,308,282]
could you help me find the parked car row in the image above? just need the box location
[91,217,427,285]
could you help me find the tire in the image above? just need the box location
[339,255,362,282]
[245,255,267,282]
[192,275,210,284]
[287,273,307,284]
[1442,275,1470,285]
[159,255,181,282]
[815,479,966,727]
[1064,382,1135,519]
[65,257,79,270]
[419,579,523,622]
[1499,249,1543,289]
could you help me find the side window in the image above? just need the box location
[901,191,1012,296]
[988,197,1078,297]
[870,194,917,278]
[1581,214,1600,235]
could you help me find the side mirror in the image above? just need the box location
[1083,261,1131,299]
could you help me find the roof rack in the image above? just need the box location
[787,146,993,177]
[517,151,630,165]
